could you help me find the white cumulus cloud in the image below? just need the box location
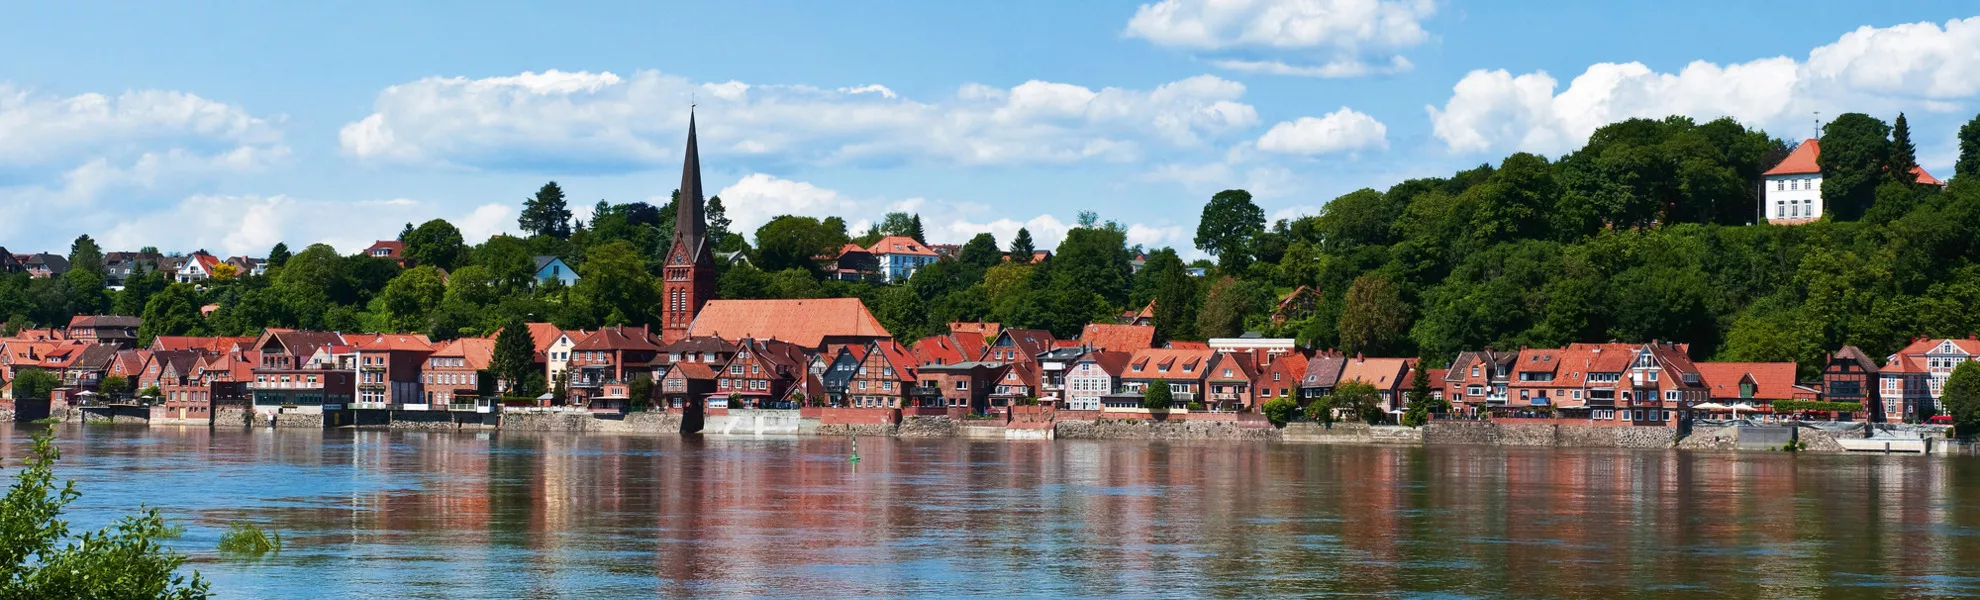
[339,70,1260,171]
[1257,107,1388,154]
[98,195,511,258]
[1428,16,1980,155]
[1126,0,1435,78]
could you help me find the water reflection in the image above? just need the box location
[10,425,1978,598]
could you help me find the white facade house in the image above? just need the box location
[1763,140,1824,224]
[1763,138,1945,225]
[176,253,221,283]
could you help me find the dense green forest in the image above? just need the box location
[8,112,1980,378]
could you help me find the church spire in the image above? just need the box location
[673,108,708,263]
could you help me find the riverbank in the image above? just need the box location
[47,405,1962,453]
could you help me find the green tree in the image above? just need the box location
[1958,113,1980,182]
[374,266,447,333]
[9,369,58,401]
[1339,274,1411,356]
[1818,113,1891,221]
[1330,380,1385,425]
[0,429,209,599]
[1942,361,1980,433]
[1194,189,1265,271]
[1400,361,1443,427]
[113,267,168,316]
[877,212,916,238]
[98,375,128,402]
[958,233,1002,270]
[266,242,291,269]
[627,373,655,411]
[1889,112,1919,185]
[1195,276,1269,339]
[754,216,849,274]
[491,317,537,396]
[1139,249,1198,343]
[705,196,735,250]
[1142,379,1172,410]
[1262,396,1299,427]
[67,235,104,279]
[137,284,204,346]
[568,241,660,327]
[1008,228,1036,264]
[520,181,573,239]
[402,219,467,271]
[908,214,926,244]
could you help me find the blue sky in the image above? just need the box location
[4,1,1980,258]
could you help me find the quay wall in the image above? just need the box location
[1054,418,1279,441]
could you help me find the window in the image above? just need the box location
[956,380,968,390]
[1775,180,1783,191]
[731,364,744,375]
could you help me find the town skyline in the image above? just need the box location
[4,2,1980,256]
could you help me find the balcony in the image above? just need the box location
[249,380,326,390]
[908,385,943,397]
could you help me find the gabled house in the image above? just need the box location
[363,240,404,261]
[712,337,809,409]
[688,298,892,352]
[568,325,661,411]
[67,315,141,348]
[827,244,879,282]
[1695,362,1817,418]
[848,340,916,408]
[815,344,869,407]
[910,334,972,367]
[532,256,578,286]
[425,337,494,410]
[1298,350,1348,400]
[1763,139,1946,225]
[1878,337,1980,422]
[866,236,939,283]
[350,333,435,408]
[987,360,1039,411]
[1446,349,1517,412]
[984,328,1055,364]
[660,361,717,410]
[0,248,19,273]
[1338,355,1413,412]
[1254,353,1308,406]
[1064,350,1131,411]
[23,254,70,279]
[175,252,223,283]
[1118,348,1215,408]
[1204,351,1260,412]
[1823,345,1884,421]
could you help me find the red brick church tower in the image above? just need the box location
[661,111,716,343]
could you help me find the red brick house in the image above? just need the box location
[1338,355,1413,413]
[1823,345,1883,421]
[568,325,662,410]
[425,337,494,410]
[713,337,809,409]
[848,339,917,408]
[1254,353,1308,406]
[350,333,435,408]
[984,328,1055,364]
[913,361,1004,412]
[660,361,718,409]
[1204,351,1259,411]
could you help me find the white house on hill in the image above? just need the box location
[1763,138,1944,225]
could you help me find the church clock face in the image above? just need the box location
[672,252,684,264]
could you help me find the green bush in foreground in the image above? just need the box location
[0,428,209,599]
[1262,396,1299,427]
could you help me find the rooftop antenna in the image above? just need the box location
[1814,111,1821,140]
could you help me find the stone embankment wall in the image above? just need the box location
[497,412,681,434]
[1055,418,1279,441]
[898,416,959,438]
[1282,423,1420,445]
[816,423,895,437]
[266,412,323,429]
[386,411,501,431]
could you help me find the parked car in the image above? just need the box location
[1929,414,1953,424]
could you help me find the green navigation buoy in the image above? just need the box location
[849,433,861,464]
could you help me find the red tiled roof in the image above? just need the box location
[867,236,937,257]
[1079,350,1134,377]
[572,325,660,352]
[1695,362,1802,401]
[1207,351,1258,382]
[1079,324,1156,353]
[352,333,434,352]
[1339,357,1411,390]
[1764,138,1944,184]
[949,322,1001,338]
[523,323,570,354]
[689,298,890,348]
[911,335,969,366]
[872,340,919,382]
[1122,348,1215,379]
[432,337,496,369]
[669,361,717,379]
[1166,340,1208,350]
[1764,139,1820,176]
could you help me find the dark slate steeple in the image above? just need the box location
[673,109,709,264]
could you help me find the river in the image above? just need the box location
[10,424,1979,598]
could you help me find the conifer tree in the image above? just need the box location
[520,181,573,239]
[1890,112,1920,185]
[1008,228,1036,264]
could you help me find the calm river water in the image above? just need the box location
[10,424,1980,598]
